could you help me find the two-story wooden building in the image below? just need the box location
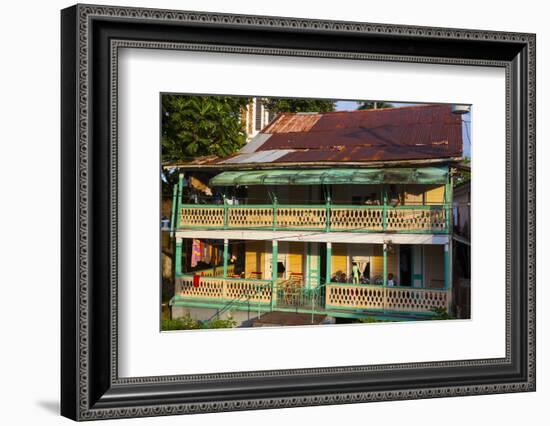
[168,104,464,326]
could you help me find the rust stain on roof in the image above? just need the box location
[262,112,322,133]
[173,104,464,167]
[258,104,463,162]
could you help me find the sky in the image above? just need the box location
[334,100,471,158]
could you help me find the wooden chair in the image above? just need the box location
[289,272,304,285]
[282,273,304,305]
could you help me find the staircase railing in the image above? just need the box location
[275,281,327,312]
[203,283,269,325]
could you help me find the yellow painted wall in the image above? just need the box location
[370,244,398,281]
[404,188,424,205]
[287,242,304,275]
[425,185,445,204]
[328,184,445,205]
[331,243,348,276]
[245,241,265,278]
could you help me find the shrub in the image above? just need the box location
[161,313,237,330]
[430,307,454,320]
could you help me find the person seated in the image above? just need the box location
[387,273,396,287]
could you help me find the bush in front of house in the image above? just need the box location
[161,313,236,330]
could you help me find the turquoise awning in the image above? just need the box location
[209,166,449,186]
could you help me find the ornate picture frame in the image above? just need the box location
[61,4,535,420]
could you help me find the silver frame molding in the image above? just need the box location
[61,3,536,421]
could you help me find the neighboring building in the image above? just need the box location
[453,179,471,241]
[168,104,465,325]
[452,179,471,319]
[241,97,273,141]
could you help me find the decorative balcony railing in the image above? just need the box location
[175,275,272,305]
[172,276,449,315]
[325,284,449,313]
[183,264,235,278]
[178,204,448,234]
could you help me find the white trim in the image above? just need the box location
[119,48,505,377]
[175,229,449,245]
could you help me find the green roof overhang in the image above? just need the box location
[209,166,449,186]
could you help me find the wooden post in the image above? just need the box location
[175,238,183,277]
[444,243,450,290]
[271,240,278,308]
[383,241,388,287]
[223,239,229,278]
[444,242,452,314]
[326,242,332,284]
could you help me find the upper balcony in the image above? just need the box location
[177,203,449,234]
[170,166,453,235]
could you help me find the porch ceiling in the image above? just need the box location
[174,229,449,245]
[209,166,449,186]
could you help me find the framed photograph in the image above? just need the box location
[61,4,536,421]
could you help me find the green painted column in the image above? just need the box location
[223,195,228,229]
[445,174,453,233]
[325,193,331,232]
[176,174,184,229]
[223,239,229,278]
[178,173,184,199]
[170,183,177,236]
[175,238,183,277]
[272,193,278,231]
[382,186,388,231]
[383,242,388,287]
[444,243,450,290]
[271,240,278,308]
[326,242,332,284]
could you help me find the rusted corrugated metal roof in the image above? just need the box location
[262,112,322,133]
[170,104,463,168]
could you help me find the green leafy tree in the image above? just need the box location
[357,101,393,110]
[162,95,250,162]
[262,98,335,114]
